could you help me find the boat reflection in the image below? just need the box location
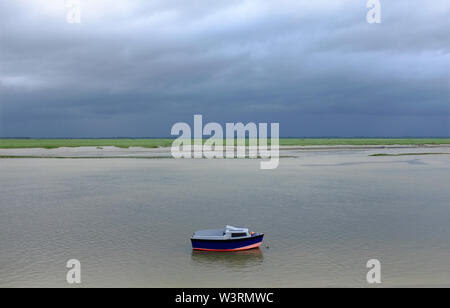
[191,248,264,268]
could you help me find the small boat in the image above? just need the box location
[191,225,264,251]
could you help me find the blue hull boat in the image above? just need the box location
[191,225,264,251]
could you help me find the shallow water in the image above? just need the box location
[1,149,450,287]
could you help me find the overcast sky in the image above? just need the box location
[0,0,448,137]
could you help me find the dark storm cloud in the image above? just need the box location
[0,0,449,137]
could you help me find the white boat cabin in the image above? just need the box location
[192,225,250,240]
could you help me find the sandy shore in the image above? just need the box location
[0,144,449,158]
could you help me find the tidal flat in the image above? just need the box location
[1,147,449,287]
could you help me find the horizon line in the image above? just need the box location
[1,136,450,140]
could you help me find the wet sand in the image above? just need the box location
[0,144,449,158]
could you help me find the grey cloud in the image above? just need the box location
[0,0,449,137]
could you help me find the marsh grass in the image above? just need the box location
[0,156,171,159]
[370,153,450,157]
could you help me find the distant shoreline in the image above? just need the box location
[1,138,450,149]
[0,144,449,159]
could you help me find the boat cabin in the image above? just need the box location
[192,225,250,240]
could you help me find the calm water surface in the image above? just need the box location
[1,150,450,287]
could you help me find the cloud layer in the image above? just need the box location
[0,0,449,137]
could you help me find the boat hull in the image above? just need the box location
[191,234,264,251]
